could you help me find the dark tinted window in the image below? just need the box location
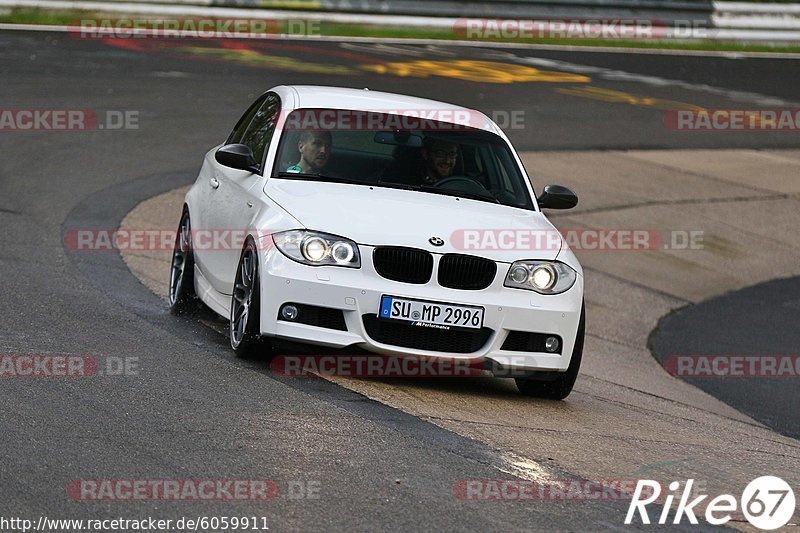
[272,108,533,210]
[240,94,281,170]
[228,95,266,145]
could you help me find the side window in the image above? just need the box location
[240,93,281,170]
[228,95,266,145]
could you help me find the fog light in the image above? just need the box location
[281,305,299,321]
[545,336,559,353]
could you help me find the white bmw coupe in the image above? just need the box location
[169,85,585,399]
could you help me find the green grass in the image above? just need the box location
[2,7,799,54]
[0,7,83,26]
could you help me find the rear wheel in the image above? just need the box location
[230,240,264,357]
[168,208,197,315]
[515,304,585,400]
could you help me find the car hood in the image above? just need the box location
[264,179,561,263]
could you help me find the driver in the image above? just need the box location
[421,138,459,185]
[286,130,332,174]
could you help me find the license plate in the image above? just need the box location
[378,295,485,330]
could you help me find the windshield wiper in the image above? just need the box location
[276,172,362,185]
[375,181,420,192]
[378,180,500,204]
[418,185,501,204]
[279,174,501,204]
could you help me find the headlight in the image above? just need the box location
[272,230,361,268]
[504,261,576,294]
[302,237,328,262]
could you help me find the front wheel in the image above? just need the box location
[515,304,585,400]
[168,208,197,315]
[230,240,264,357]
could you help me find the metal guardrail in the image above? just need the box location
[215,0,800,40]
[3,0,800,41]
[714,1,800,30]
[211,0,800,34]
[220,0,715,23]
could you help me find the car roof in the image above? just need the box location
[282,85,500,134]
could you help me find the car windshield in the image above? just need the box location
[271,108,534,210]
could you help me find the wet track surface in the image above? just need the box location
[1,30,798,530]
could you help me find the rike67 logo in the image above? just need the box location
[625,476,796,530]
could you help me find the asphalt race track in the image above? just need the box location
[1,29,799,531]
[652,276,800,440]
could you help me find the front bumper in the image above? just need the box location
[258,244,584,373]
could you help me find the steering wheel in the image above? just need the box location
[433,176,489,194]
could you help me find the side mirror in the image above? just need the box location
[537,184,578,210]
[215,144,260,173]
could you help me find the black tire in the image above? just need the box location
[230,239,264,357]
[168,208,198,315]
[515,304,585,400]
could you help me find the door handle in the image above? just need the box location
[209,177,220,189]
